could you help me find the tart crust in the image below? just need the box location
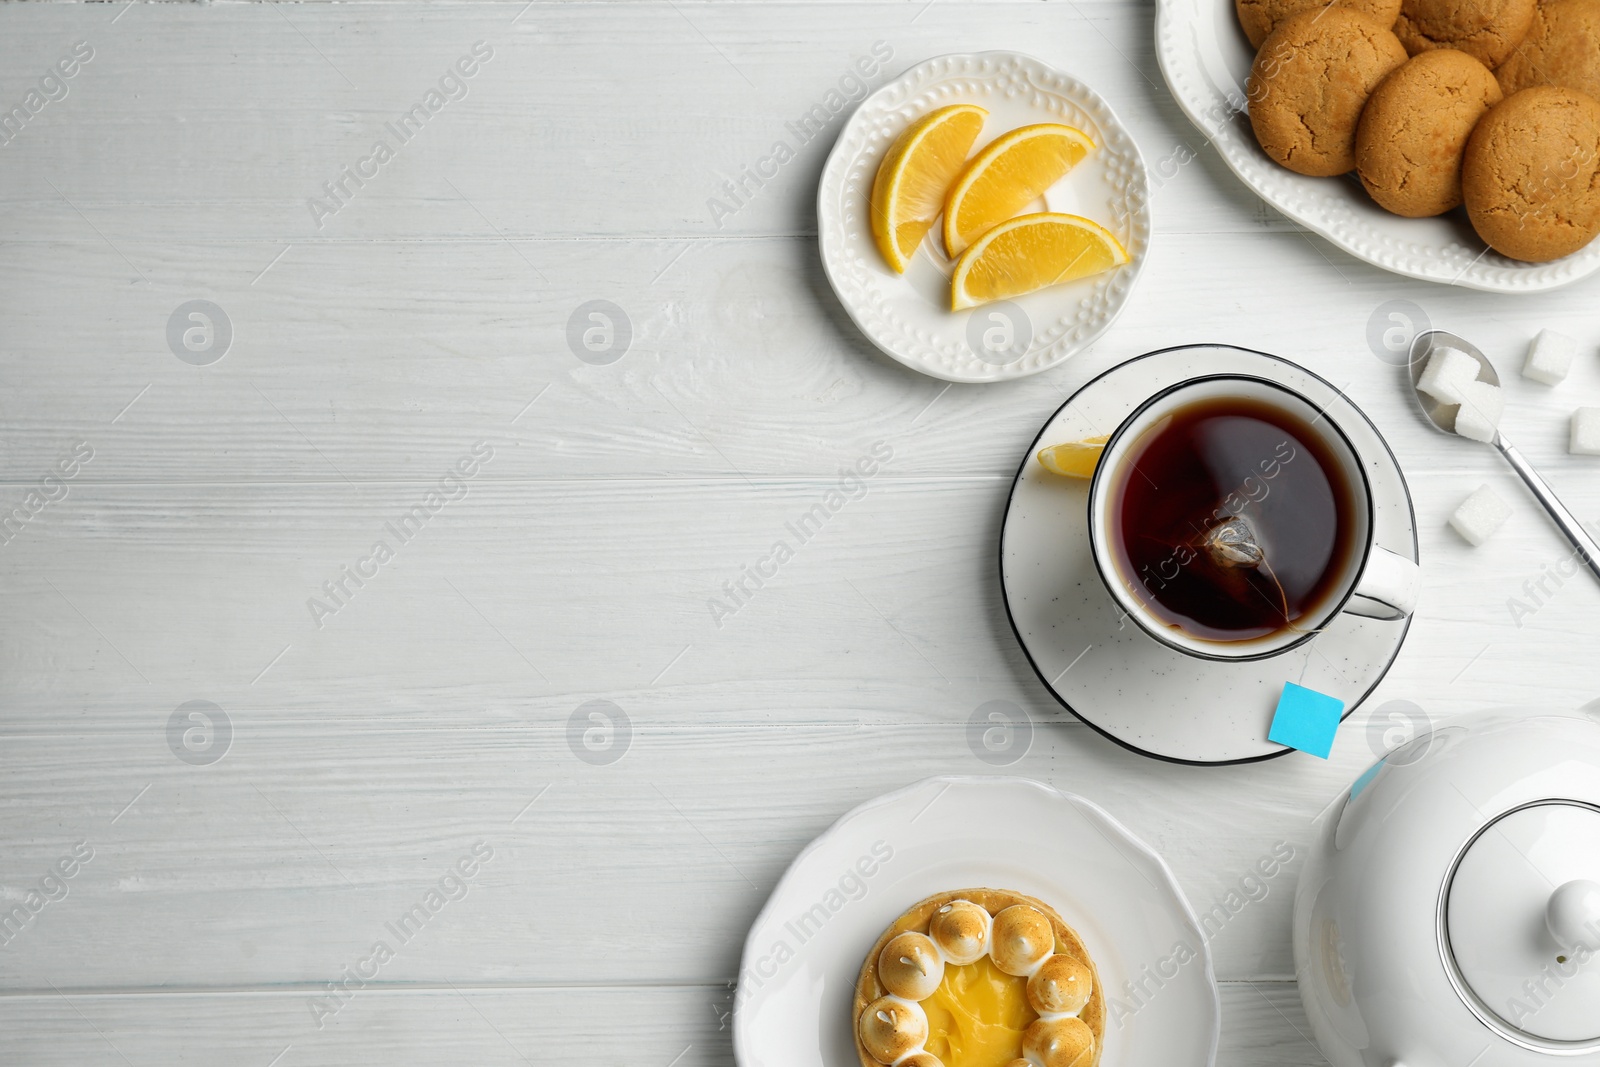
[852,888,1106,1067]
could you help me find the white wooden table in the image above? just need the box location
[3,2,1598,1063]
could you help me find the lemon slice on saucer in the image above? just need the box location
[950,213,1129,310]
[1037,435,1110,478]
[943,124,1096,257]
[870,104,988,274]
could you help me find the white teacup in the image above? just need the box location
[1086,375,1419,661]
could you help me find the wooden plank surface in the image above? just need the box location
[3,1,1599,1064]
[0,983,1325,1067]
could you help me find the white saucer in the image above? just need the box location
[731,776,1220,1067]
[817,52,1151,383]
[1000,345,1418,764]
[1153,0,1600,292]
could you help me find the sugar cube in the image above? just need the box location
[1453,379,1504,443]
[1523,329,1577,386]
[1571,408,1600,455]
[1418,346,1480,404]
[1450,484,1512,545]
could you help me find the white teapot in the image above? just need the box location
[1295,704,1600,1067]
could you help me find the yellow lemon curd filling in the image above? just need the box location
[920,956,1038,1067]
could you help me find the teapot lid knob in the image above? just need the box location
[1546,879,1600,951]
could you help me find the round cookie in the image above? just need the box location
[1357,50,1504,215]
[1462,86,1600,261]
[1497,0,1600,100]
[1394,0,1536,68]
[1249,9,1409,176]
[1236,0,1403,49]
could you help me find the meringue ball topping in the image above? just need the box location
[859,996,929,1063]
[855,890,1102,1067]
[1023,1016,1096,1067]
[990,905,1055,976]
[930,899,991,965]
[1028,953,1093,1014]
[878,932,945,1001]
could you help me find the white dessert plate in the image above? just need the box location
[1152,0,1600,292]
[1001,345,1418,764]
[818,51,1151,383]
[732,776,1219,1067]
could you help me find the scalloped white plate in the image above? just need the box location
[818,52,1151,383]
[731,776,1220,1067]
[1153,0,1600,292]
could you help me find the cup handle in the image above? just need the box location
[1342,546,1419,620]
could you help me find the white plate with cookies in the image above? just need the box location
[731,775,1220,1067]
[1154,0,1600,292]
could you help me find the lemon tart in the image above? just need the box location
[853,888,1104,1067]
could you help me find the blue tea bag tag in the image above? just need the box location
[1268,682,1345,759]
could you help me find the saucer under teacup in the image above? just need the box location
[1000,345,1418,764]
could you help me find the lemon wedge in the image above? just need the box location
[943,124,1096,257]
[870,104,988,274]
[950,213,1129,311]
[1037,436,1110,478]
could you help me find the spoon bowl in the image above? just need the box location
[1408,329,1501,440]
[1408,327,1600,585]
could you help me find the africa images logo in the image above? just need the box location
[706,441,893,628]
[734,840,894,1009]
[0,40,93,149]
[306,442,493,629]
[704,40,893,229]
[307,841,494,1029]
[306,41,495,229]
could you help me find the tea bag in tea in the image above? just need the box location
[1201,515,1265,569]
[1196,514,1292,622]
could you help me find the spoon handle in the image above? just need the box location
[1496,435,1600,582]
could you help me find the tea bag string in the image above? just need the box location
[1196,514,1294,628]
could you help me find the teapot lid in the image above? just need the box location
[1443,800,1600,1047]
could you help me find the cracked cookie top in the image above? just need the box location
[1357,48,1504,216]
[1463,85,1600,261]
[1394,0,1536,68]
[1248,7,1410,176]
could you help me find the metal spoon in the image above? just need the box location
[1409,329,1600,583]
